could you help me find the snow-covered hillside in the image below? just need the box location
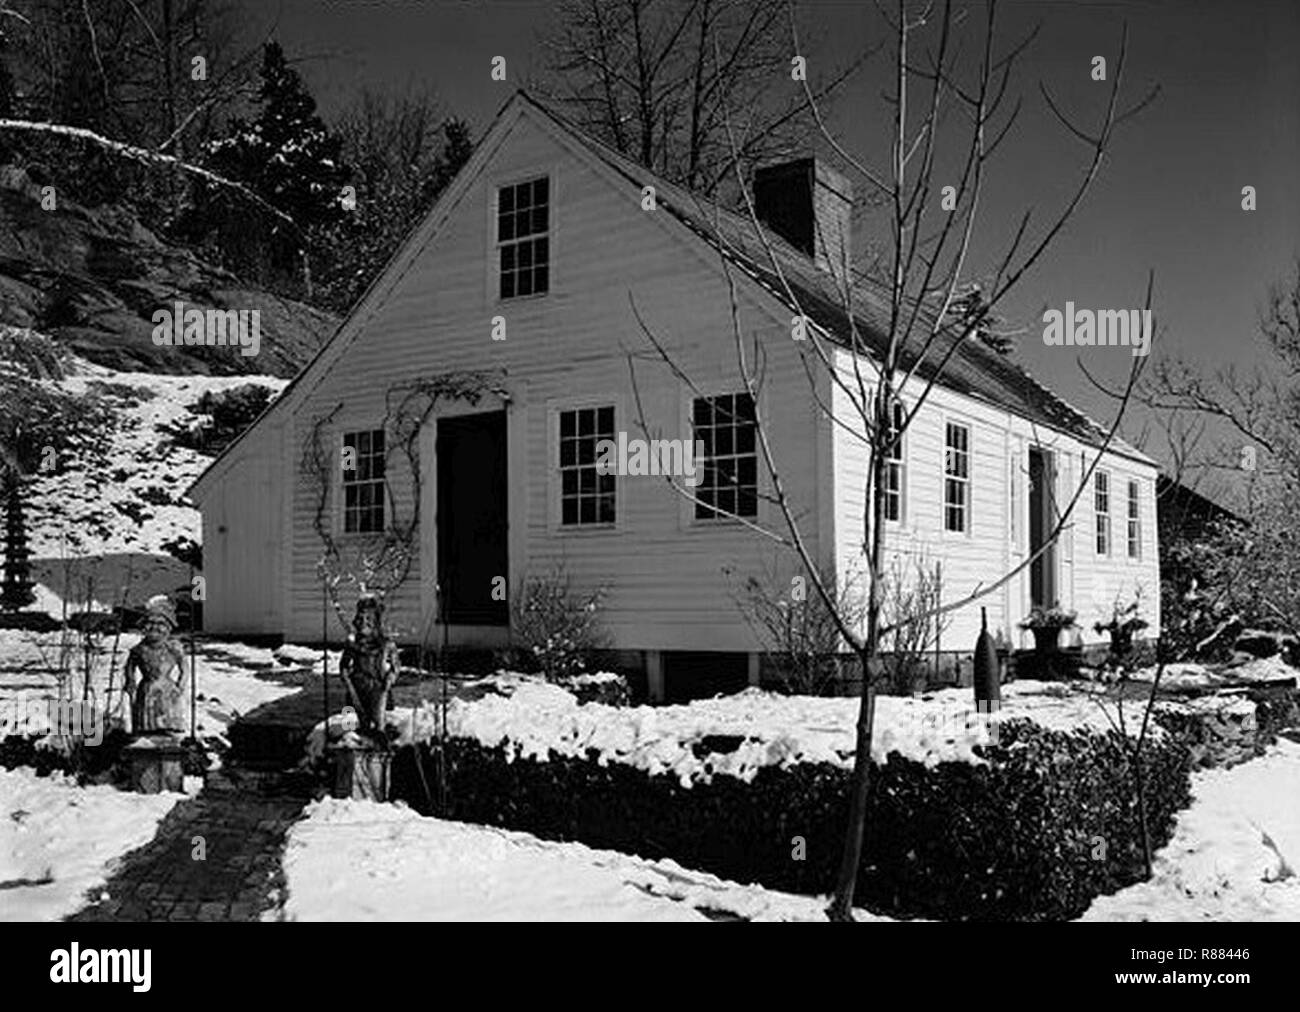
[20,353,287,612]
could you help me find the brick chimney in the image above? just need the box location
[753,158,852,286]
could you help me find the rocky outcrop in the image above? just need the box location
[0,166,338,378]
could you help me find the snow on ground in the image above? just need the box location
[1081,739,1300,922]
[25,356,287,611]
[278,797,887,922]
[1131,657,1297,692]
[381,676,1179,788]
[0,629,317,745]
[0,766,180,921]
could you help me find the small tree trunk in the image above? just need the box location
[827,395,889,921]
[828,657,877,919]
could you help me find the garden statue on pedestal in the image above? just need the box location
[328,594,399,801]
[120,595,190,793]
[122,595,188,736]
[338,594,400,744]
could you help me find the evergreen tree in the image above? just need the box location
[313,109,474,313]
[0,331,111,614]
[208,42,349,228]
[188,41,350,291]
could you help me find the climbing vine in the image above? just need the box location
[302,370,509,634]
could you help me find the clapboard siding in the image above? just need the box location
[831,347,1161,650]
[196,96,1160,660]
[197,419,284,634]
[273,106,822,649]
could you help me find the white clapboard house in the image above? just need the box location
[187,91,1160,701]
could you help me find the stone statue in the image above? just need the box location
[122,595,188,736]
[338,594,400,742]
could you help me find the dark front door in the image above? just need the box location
[436,411,508,625]
[1028,447,1056,609]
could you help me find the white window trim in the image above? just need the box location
[679,382,766,532]
[1095,469,1112,557]
[546,395,622,536]
[880,396,907,526]
[487,166,558,307]
[334,426,388,539]
[1126,477,1142,560]
[941,415,973,538]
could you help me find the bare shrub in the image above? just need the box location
[879,557,949,695]
[510,566,610,681]
[729,563,863,696]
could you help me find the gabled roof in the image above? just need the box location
[187,90,532,500]
[518,93,1151,465]
[1156,474,1243,530]
[189,89,1152,501]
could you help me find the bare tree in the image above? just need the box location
[1144,260,1300,489]
[3,0,247,215]
[1140,263,1300,643]
[538,0,862,194]
[626,0,1158,919]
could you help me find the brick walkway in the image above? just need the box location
[66,767,314,922]
[62,669,485,923]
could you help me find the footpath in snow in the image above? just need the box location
[0,767,181,921]
[1081,739,1300,922]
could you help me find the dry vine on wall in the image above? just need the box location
[301,370,510,635]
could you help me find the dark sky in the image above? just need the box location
[232,0,1299,476]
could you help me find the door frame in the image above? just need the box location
[1028,445,1058,610]
[419,396,515,643]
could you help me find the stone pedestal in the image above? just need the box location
[329,741,392,801]
[124,734,187,794]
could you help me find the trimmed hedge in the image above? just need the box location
[0,730,212,782]
[390,718,1191,921]
[0,730,135,781]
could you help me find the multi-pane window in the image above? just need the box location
[1095,471,1111,555]
[1127,479,1141,559]
[559,406,615,526]
[497,176,549,299]
[342,429,385,533]
[943,421,970,532]
[881,398,905,523]
[693,392,757,520]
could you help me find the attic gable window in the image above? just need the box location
[497,176,550,299]
[693,392,757,520]
[1095,470,1111,555]
[943,421,970,532]
[559,406,615,526]
[342,429,385,534]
